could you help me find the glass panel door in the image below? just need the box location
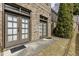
[5,13,19,48]
[7,15,18,42]
[5,12,30,48]
[39,21,47,39]
[43,23,47,38]
[21,17,29,40]
[39,22,43,39]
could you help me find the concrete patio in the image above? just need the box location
[1,35,73,56]
[3,38,54,56]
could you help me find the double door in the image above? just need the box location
[5,12,30,48]
[39,21,47,39]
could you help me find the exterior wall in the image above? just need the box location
[16,3,51,41]
[0,3,51,50]
[0,3,52,55]
[51,9,58,35]
[0,3,3,49]
[73,16,79,32]
[51,10,58,23]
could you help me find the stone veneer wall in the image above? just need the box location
[17,3,51,41]
[0,3,3,49]
[0,3,51,51]
[0,3,51,56]
[51,10,58,35]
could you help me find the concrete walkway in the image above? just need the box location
[3,37,70,56]
[11,38,54,56]
[34,38,69,56]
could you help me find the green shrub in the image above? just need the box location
[46,37,52,39]
[54,4,74,39]
[73,3,79,15]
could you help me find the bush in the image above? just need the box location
[73,3,79,15]
[46,37,52,39]
[54,4,74,39]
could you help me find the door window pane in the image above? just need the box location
[22,24,25,28]
[22,18,25,23]
[22,24,28,28]
[8,36,12,42]
[8,29,12,34]
[25,19,28,23]
[13,29,17,34]
[8,22,12,27]
[22,18,28,23]
[25,24,28,28]
[13,35,17,40]
[22,29,25,33]
[13,16,17,21]
[13,23,17,28]
[25,29,28,33]
[8,15,13,21]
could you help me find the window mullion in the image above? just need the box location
[12,15,13,41]
[19,16,22,40]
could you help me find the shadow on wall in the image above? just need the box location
[76,33,79,55]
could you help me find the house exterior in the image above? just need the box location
[51,9,58,35]
[73,15,79,32]
[0,3,51,55]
